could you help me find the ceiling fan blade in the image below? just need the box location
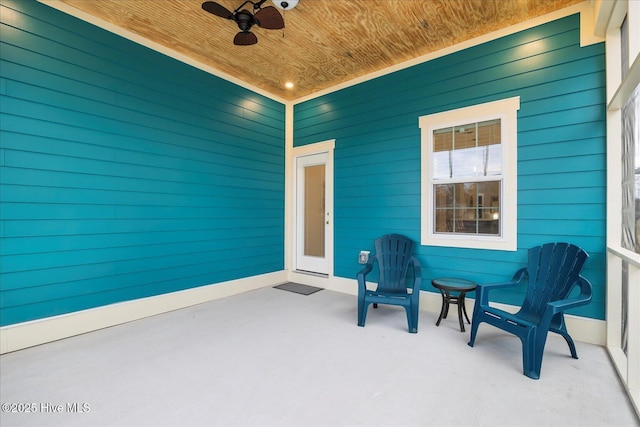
[254,6,284,30]
[234,31,258,46]
[202,1,233,19]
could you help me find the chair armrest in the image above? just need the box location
[547,276,593,314]
[357,261,374,292]
[475,268,527,306]
[477,268,527,290]
[409,256,422,296]
[357,262,373,279]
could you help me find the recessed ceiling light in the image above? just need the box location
[285,82,294,89]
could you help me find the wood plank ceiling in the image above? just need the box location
[55,0,584,101]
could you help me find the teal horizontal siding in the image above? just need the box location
[1,114,282,166]
[0,230,281,257]
[2,248,282,297]
[1,148,282,190]
[519,187,605,204]
[1,235,282,275]
[1,6,283,123]
[0,85,282,152]
[0,0,285,326]
[296,13,606,320]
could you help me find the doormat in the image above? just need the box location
[273,282,323,296]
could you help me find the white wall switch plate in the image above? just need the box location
[358,251,370,264]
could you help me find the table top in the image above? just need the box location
[432,277,477,291]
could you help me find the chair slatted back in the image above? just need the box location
[520,243,589,318]
[374,234,414,293]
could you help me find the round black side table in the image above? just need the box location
[431,277,477,332]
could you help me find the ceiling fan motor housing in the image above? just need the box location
[235,10,254,31]
[202,1,285,45]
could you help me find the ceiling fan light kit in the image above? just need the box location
[272,0,299,10]
[202,0,286,46]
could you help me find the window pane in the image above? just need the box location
[433,128,453,179]
[454,208,471,221]
[477,119,501,146]
[452,145,479,177]
[433,128,453,152]
[621,83,639,254]
[453,125,477,177]
[434,183,454,207]
[477,181,500,220]
[478,120,502,175]
[454,124,476,150]
[433,181,500,235]
[434,208,452,232]
[483,144,502,176]
[435,119,502,179]
[304,164,325,257]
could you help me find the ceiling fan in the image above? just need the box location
[202,0,285,46]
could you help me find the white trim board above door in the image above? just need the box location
[292,140,335,277]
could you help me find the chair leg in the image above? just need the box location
[411,312,418,333]
[406,302,418,334]
[521,333,539,379]
[551,323,579,359]
[549,328,578,359]
[468,312,481,347]
[403,307,415,333]
[358,297,369,327]
[523,328,551,380]
[562,333,578,359]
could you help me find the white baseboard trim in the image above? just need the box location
[1,271,605,354]
[302,275,606,346]
[0,271,287,354]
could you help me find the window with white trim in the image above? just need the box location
[419,97,520,251]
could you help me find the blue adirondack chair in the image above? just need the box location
[357,234,422,333]
[468,242,592,379]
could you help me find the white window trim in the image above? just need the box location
[419,97,520,251]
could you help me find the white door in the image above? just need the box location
[295,149,332,274]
